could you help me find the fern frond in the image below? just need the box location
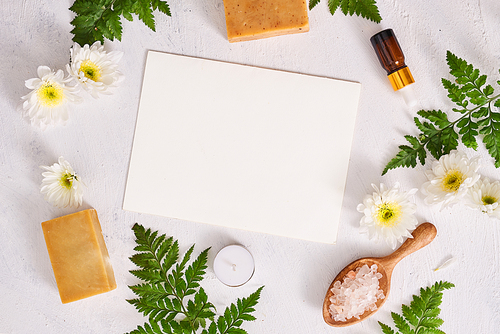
[378,321,396,334]
[309,0,382,23]
[185,248,210,291]
[127,224,263,334]
[215,286,264,334]
[378,281,454,334]
[383,51,500,174]
[69,0,171,45]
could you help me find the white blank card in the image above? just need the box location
[123,51,361,244]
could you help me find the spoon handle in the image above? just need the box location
[381,222,437,269]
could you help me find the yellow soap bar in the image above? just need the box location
[223,0,309,42]
[42,209,116,304]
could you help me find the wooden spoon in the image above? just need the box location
[322,222,437,327]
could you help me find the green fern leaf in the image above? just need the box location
[483,84,495,96]
[339,0,350,14]
[130,268,163,284]
[447,51,471,81]
[159,319,174,334]
[439,127,459,154]
[419,317,444,329]
[127,224,263,334]
[456,117,479,149]
[311,0,381,22]
[213,286,263,334]
[414,117,439,137]
[442,79,468,108]
[382,144,419,175]
[70,14,102,45]
[179,245,195,270]
[410,294,426,318]
[114,0,134,21]
[418,110,451,129]
[384,51,500,174]
[328,0,342,15]
[379,281,454,334]
[185,248,210,290]
[348,0,382,23]
[378,321,396,334]
[422,307,441,318]
[208,321,217,334]
[308,0,322,10]
[129,323,151,334]
[70,0,171,44]
[135,0,156,31]
[69,0,103,15]
[129,282,173,300]
[168,320,182,333]
[392,312,412,334]
[162,240,179,273]
[217,315,227,333]
[404,135,420,148]
[153,0,171,16]
[494,98,500,109]
[402,304,418,327]
[96,9,116,40]
[424,328,446,334]
[476,74,487,89]
[473,106,489,119]
[481,105,500,167]
[157,237,174,265]
[130,252,158,269]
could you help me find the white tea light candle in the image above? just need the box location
[213,245,255,287]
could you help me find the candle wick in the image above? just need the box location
[232,264,237,271]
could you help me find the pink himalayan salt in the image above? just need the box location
[329,264,385,322]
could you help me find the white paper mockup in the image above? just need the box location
[123,51,361,244]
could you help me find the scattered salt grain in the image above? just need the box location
[329,264,385,322]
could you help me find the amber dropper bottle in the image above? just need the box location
[370,29,416,106]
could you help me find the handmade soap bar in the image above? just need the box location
[223,0,309,42]
[42,209,116,304]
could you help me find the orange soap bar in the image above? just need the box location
[223,0,309,42]
[42,209,116,304]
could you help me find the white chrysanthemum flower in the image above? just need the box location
[357,183,419,249]
[421,151,480,209]
[465,177,500,219]
[40,157,83,208]
[20,66,82,129]
[66,41,124,98]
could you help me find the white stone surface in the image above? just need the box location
[1,0,500,333]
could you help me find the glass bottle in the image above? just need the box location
[370,29,416,106]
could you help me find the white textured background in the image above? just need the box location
[1,0,500,333]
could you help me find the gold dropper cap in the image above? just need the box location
[388,67,415,91]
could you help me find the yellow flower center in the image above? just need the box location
[37,82,64,107]
[482,195,497,205]
[59,173,76,189]
[441,170,464,192]
[80,60,101,81]
[374,202,402,227]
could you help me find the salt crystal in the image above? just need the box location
[328,264,385,322]
[358,265,369,276]
[346,270,356,279]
